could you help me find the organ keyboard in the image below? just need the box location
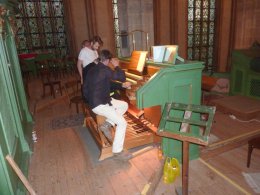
[125,75,151,102]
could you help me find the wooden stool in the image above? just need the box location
[247,136,260,168]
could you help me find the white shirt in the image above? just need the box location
[78,47,98,68]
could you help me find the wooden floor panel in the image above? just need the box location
[203,145,260,195]
[27,76,260,195]
[211,95,260,120]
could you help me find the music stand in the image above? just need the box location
[157,102,216,195]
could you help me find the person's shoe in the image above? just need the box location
[99,121,113,142]
[113,150,132,161]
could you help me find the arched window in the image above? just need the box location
[15,0,68,57]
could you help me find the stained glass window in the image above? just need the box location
[112,0,120,56]
[15,0,68,57]
[188,0,216,72]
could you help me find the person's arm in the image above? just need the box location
[114,67,126,81]
[122,81,131,89]
[77,59,83,84]
[110,58,126,82]
[110,80,131,90]
[110,80,131,99]
[108,59,131,92]
[110,80,124,90]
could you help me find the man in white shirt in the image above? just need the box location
[77,36,103,84]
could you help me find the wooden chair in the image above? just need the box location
[63,80,84,113]
[247,136,260,167]
[20,60,33,81]
[48,58,66,78]
[64,56,77,75]
[38,67,62,98]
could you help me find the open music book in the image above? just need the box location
[128,51,148,75]
[163,45,178,64]
[152,46,166,63]
[151,45,179,64]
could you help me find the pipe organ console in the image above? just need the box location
[85,51,204,161]
[125,72,151,102]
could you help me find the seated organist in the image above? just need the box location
[84,49,158,161]
[83,49,132,161]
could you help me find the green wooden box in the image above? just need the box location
[231,49,260,100]
[136,60,204,162]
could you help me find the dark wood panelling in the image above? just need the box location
[234,0,260,49]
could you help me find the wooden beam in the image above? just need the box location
[182,141,189,195]
[6,155,36,195]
